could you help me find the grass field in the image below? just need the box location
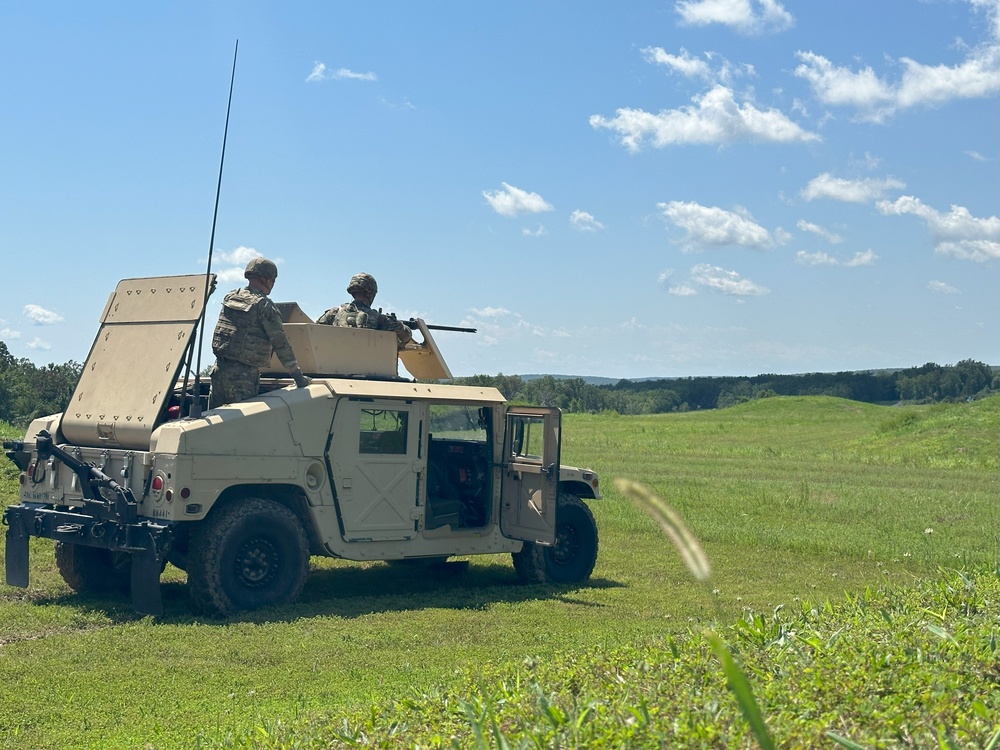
[0,395,997,748]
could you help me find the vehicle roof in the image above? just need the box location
[317,378,505,404]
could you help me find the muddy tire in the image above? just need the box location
[512,493,598,584]
[187,497,309,617]
[55,542,132,593]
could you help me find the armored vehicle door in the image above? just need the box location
[329,399,421,541]
[500,406,560,545]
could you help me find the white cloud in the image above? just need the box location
[642,47,713,79]
[463,309,570,344]
[216,246,262,265]
[570,210,605,232]
[794,42,1000,122]
[896,49,1000,108]
[793,52,895,113]
[379,96,415,111]
[668,283,698,296]
[675,0,793,34]
[964,150,988,161]
[797,219,843,244]
[689,263,770,295]
[211,246,273,285]
[877,196,1000,262]
[215,267,248,284]
[643,47,755,87]
[843,249,878,267]
[23,304,63,325]
[802,173,905,203]
[659,268,697,296]
[471,306,511,318]
[25,337,51,351]
[928,280,960,294]
[522,224,548,237]
[306,62,377,83]
[659,201,776,250]
[1,326,21,340]
[483,182,554,217]
[590,85,818,152]
[795,250,838,266]
[306,63,327,83]
[796,249,878,267]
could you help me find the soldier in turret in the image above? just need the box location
[209,257,311,409]
[318,272,413,349]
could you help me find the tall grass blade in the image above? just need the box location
[707,630,775,750]
[614,478,711,581]
[826,731,869,749]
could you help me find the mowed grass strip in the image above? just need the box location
[0,395,996,748]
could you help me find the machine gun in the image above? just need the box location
[404,318,477,334]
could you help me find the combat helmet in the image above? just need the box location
[347,273,378,296]
[244,257,278,280]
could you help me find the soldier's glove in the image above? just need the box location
[291,368,312,388]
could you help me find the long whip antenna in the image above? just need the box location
[190,39,239,418]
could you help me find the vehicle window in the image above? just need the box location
[359,409,408,455]
[510,415,544,460]
[428,405,487,442]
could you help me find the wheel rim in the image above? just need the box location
[549,523,580,567]
[234,538,280,588]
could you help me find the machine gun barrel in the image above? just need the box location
[405,318,476,333]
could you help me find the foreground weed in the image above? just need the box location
[616,477,775,750]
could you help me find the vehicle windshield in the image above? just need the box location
[428,404,488,442]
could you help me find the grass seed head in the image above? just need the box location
[614,478,712,582]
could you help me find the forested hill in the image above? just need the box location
[454,360,999,414]
[0,337,996,425]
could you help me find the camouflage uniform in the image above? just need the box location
[317,301,413,348]
[318,272,412,349]
[210,284,300,409]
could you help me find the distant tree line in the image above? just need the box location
[456,360,998,414]
[0,336,996,427]
[0,342,82,427]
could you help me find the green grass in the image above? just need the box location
[0,395,997,748]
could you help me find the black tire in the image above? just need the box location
[166,528,190,572]
[512,493,599,584]
[55,542,132,593]
[187,497,310,617]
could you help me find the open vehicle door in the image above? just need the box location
[500,406,560,545]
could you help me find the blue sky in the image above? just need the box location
[1,1,997,379]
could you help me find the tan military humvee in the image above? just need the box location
[3,274,601,616]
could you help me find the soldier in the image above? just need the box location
[209,257,311,409]
[317,272,413,349]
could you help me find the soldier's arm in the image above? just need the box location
[259,299,299,371]
[378,312,413,347]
